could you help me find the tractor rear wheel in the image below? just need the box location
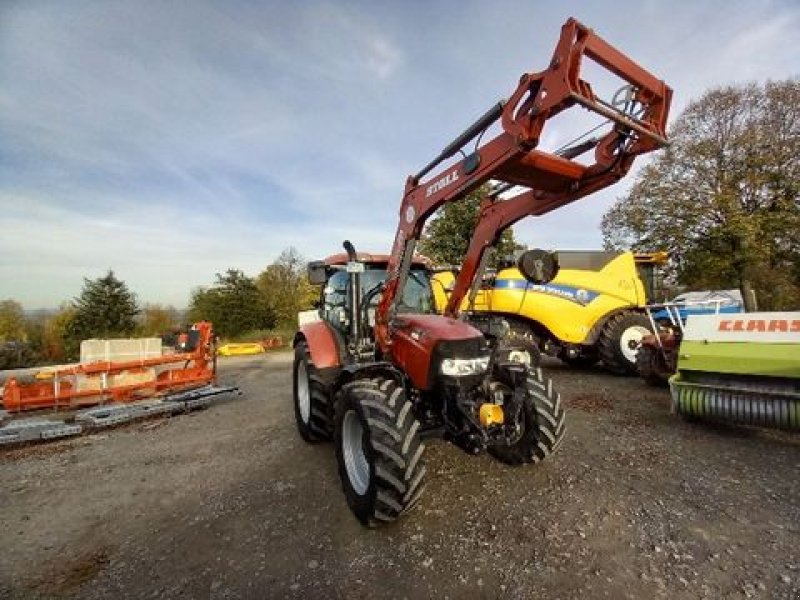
[598,311,653,375]
[334,376,427,527]
[488,366,566,465]
[292,341,332,442]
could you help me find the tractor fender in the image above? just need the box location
[294,321,342,369]
[335,361,406,389]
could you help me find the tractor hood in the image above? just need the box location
[392,314,483,342]
[390,314,486,391]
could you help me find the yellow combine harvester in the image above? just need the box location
[433,251,667,374]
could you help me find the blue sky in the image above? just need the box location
[1,0,798,309]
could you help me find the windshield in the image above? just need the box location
[322,266,434,329]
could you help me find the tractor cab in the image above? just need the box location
[310,253,436,342]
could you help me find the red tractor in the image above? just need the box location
[293,18,672,526]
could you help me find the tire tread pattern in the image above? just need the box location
[294,342,333,442]
[335,377,426,527]
[488,366,566,465]
[598,311,652,376]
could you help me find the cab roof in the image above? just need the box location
[323,252,432,268]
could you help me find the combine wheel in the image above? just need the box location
[335,377,427,527]
[499,322,542,367]
[636,343,671,387]
[598,311,653,375]
[488,366,566,465]
[293,341,333,442]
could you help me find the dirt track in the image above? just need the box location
[1,353,798,599]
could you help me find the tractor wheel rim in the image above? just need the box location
[620,326,650,364]
[342,409,369,495]
[297,361,310,423]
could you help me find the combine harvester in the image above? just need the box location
[0,321,238,445]
[670,313,800,430]
[433,251,668,374]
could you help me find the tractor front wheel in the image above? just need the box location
[488,366,566,465]
[334,376,427,527]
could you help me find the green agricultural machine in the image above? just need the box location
[670,312,800,429]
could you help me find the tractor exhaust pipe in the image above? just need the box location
[343,240,362,348]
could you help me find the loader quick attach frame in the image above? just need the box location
[376,18,672,355]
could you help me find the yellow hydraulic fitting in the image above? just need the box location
[479,403,504,427]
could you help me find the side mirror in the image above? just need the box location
[307,261,328,286]
[517,249,559,284]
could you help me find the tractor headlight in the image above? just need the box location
[441,356,490,376]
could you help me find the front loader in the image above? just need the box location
[293,18,672,526]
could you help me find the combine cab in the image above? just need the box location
[669,313,800,429]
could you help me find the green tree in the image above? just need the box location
[188,269,275,339]
[67,271,139,348]
[419,184,524,267]
[138,304,180,337]
[256,247,317,329]
[42,305,78,362]
[0,299,26,342]
[602,80,800,310]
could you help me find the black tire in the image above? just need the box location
[293,341,332,442]
[334,376,426,527]
[488,366,566,465]
[636,344,671,387]
[598,311,653,375]
[499,322,542,367]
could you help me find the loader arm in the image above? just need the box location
[376,17,672,353]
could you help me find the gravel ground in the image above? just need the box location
[1,352,798,599]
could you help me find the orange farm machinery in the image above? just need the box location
[0,322,241,444]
